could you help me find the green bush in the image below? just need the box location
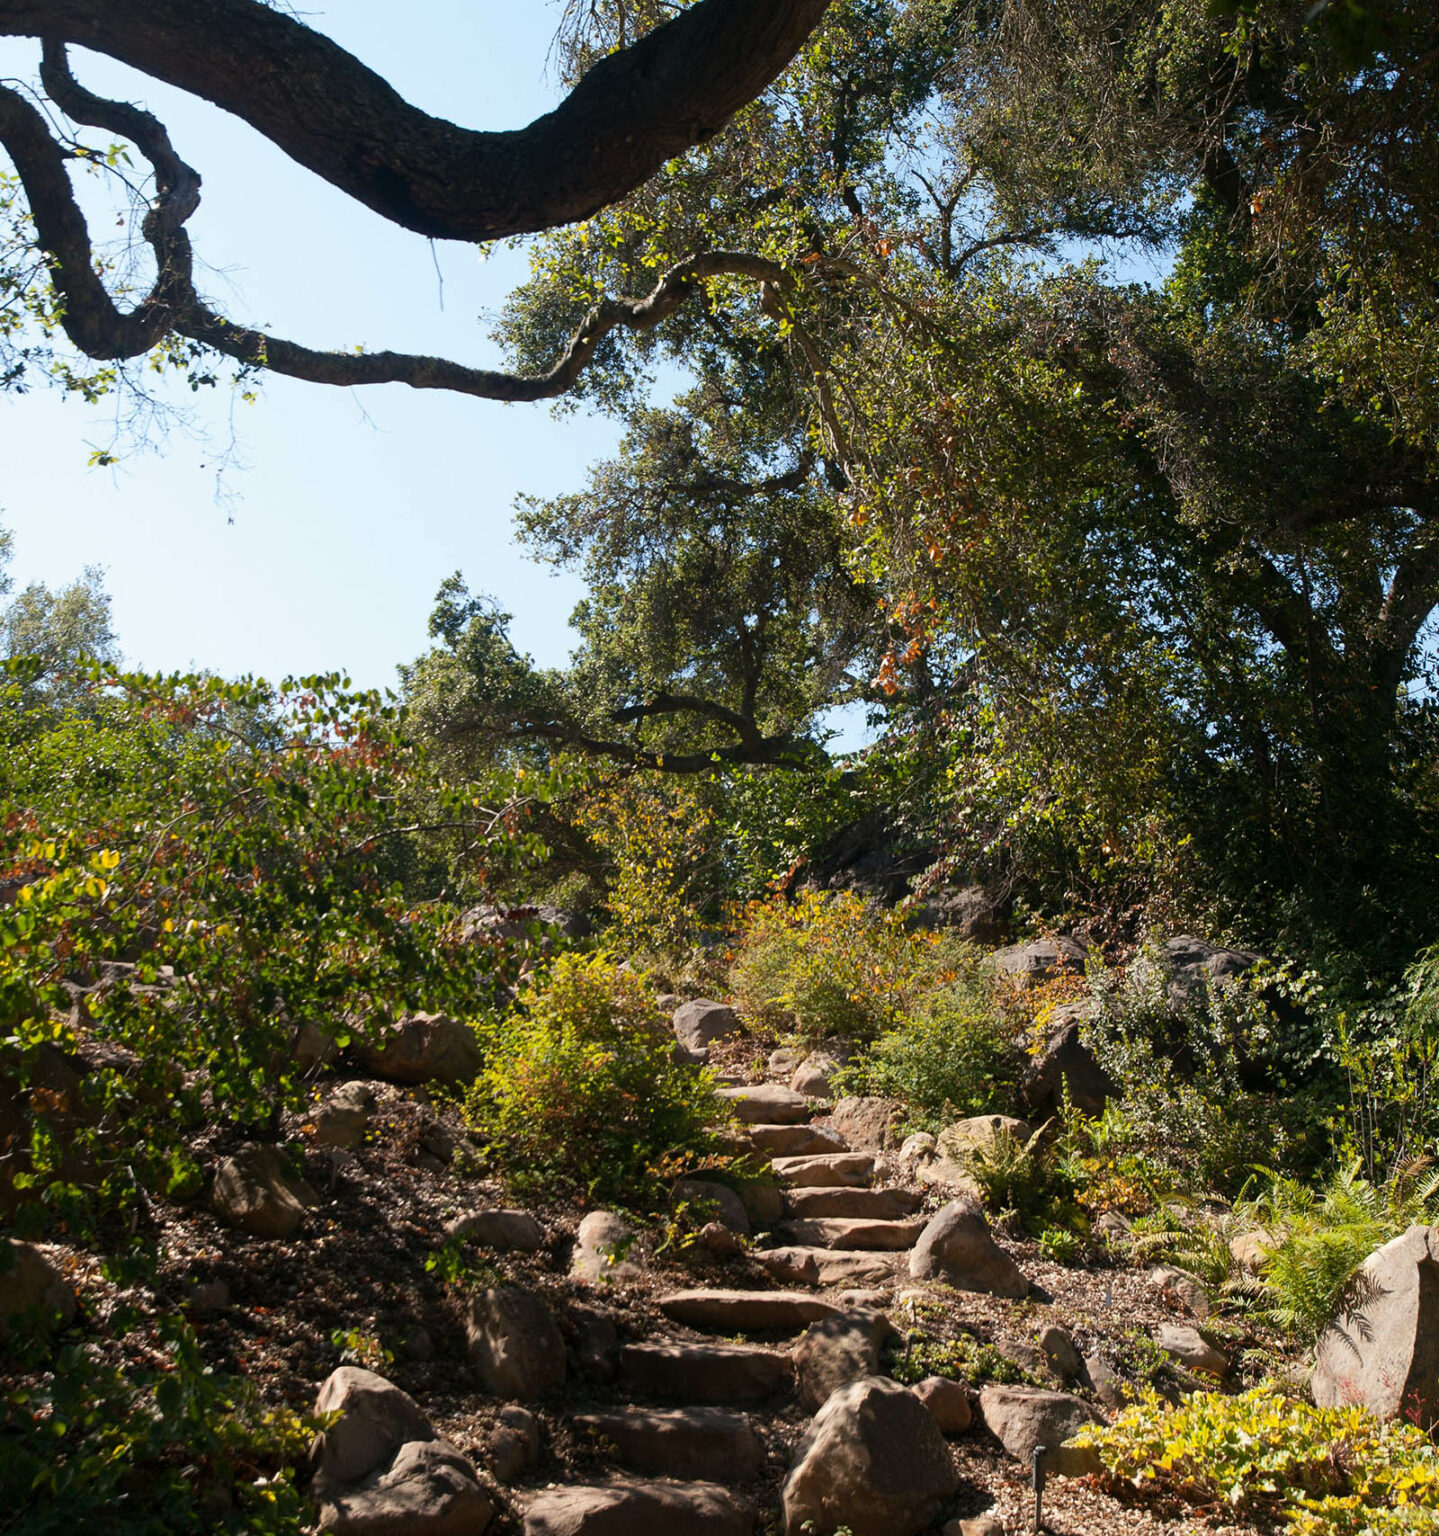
[729,889,981,1042]
[465,952,729,1206]
[1075,1385,1439,1534]
[834,969,1018,1130]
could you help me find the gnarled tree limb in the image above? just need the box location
[0,0,831,241]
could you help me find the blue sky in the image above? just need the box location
[0,2,623,689]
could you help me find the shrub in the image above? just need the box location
[962,1122,1076,1232]
[465,952,729,1207]
[833,966,1019,1130]
[729,890,976,1042]
[1075,1386,1439,1534]
[1236,1160,1439,1345]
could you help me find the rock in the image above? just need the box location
[184,1278,229,1315]
[446,1208,546,1252]
[768,1047,801,1075]
[995,1338,1047,1377]
[462,903,589,945]
[779,1216,927,1251]
[977,1386,1102,1477]
[926,885,1010,946]
[674,1179,751,1237]
[1093,1210,1132,1244]
[1312,1226,1439,1425]
[567,1304,621,1380]
[757,1247,898,1288]
[913,1376,971,1434]
[619,1341,792,1403]
[1020,1004,1114,1117]
[898,1132,937,1166]
[1162,934,1261,1011]
[657,1289,838,1332]
[310,1081,375,1150]
[748,1123,845,1157]
[695,1221,743,1257]
[782,1186,921,1220]
[312,1367,437,1488]
[571,1211,645,1283]
[908,1200,1028,1297]
[0,1241,76,1333]
[991,936,1087,989]
[1156,1323,1228,1377]
[465,1287,566,1398]
[792,1054,840,1098]
[1083,1352,1127,1410]
[1230,1227,1274,1273]
[1150,1264,1211,1320]
[734,1180,785,1228]
[410,1107,459,1166]
[828,1096,904,1151]
[1037,1324,1082,1381]
[935,1115,1033,1162]
[770,1152,874,1188]
[317,1437,495,1536]
[947,1517,1003,1536]
[794,1308,895,1410]
[352,1012,482,1085]
[210,1143,318,1238]
[782,1375,959,1536]
[719,1083,810,1125]
[523,1480,755,1536]
[294,1021,340,1073]
[571,1407,763,1481]
[673,999,744,1052]
[914,1157,982,1199]
[489,1407,538,1484]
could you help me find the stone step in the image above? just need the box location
[524,1479,755,1536]
[746,1122,848,1157]
[756,1245,900,1288]
[718,1083,811,1125]
[656,1288,839,1331]
[769,1152,874,1188]
[777,1215,928,1251]
[569,1406,763,1482]
[619,1341,792,1403]
[782,1186,921,1220]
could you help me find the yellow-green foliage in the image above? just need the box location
[464,951,729,1206]
[1076,1386,1439,1535]
[729,889,974,1041]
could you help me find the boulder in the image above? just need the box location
[936,1115,1033,1163]
[619,1341,792,1403]
[778,1216,927,1251]
[1083,1352,1127,1410]
[0,1240,76,1333]
[312,1367,436,1488]
[921,885,1010,946]
[571,1407,763,1481]
[757,1247,898,1289]
[317,1437,495,1536]
[747,1122,845,1158]
[782,1375,959,1536]
[462,904,589,944]
[210,1143,318,1238]
[734,1180,785,1228]
[1020,1004,1114,1117]
[524,1481,755,1536]
[1037,1324,1082,1381]
[719,1083,811,1125]
[908,1200,1028,1297]
[673,1000,744,1051]
[791,1054,840,1099]
[352,1012,482,1085]
[310,1081,375,1150]
[674,1179,751,1237]
[913,1376,971,1434]
[828,1096,904,1151]
[657,1289,838,1332]
[567,1304,621,1380]
[571,1211,645,1283]
[1313,1223,1439,1424]
[1156,1323,1228,1377]
[898,1132,937,1166]
[782,1186,921,1221]
[770,1152,874,1188]
[447,1208,547,1253]
[947,1517,1003,1536]
[465,1287,567,1398]
[489,1405,540,1483]
[1230,1227,1274,1273]
[294,1021,340,1073]
[991,936,1087,989]
[977,1386,1102,1477]
[1162,934,1261,1011]
[794,1308,896,1411]
[1150,1265,1211,1320]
